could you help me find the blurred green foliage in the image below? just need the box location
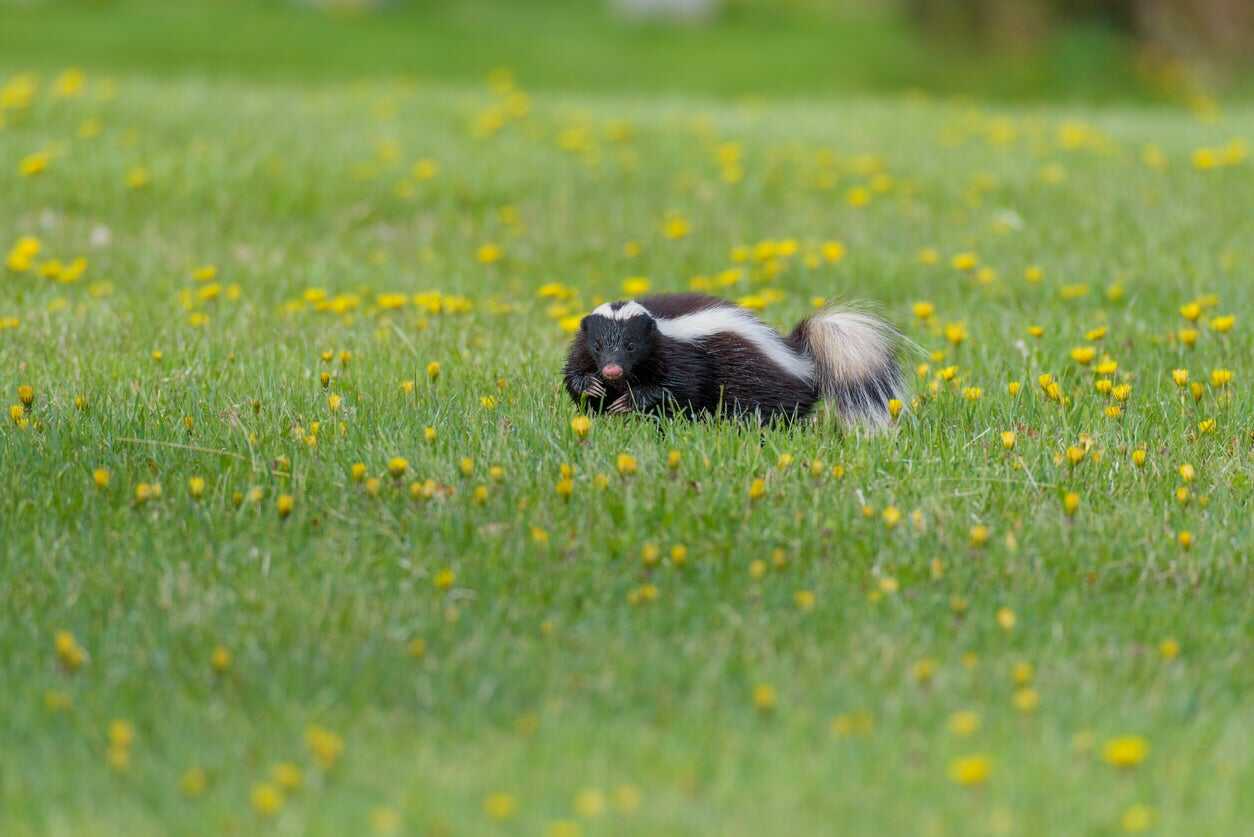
[0,0,1248,100]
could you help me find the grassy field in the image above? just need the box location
[2,4,1253,836]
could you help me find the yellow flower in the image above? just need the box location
[1178,328,1198,347]
[570,415,591,438]
[1179,302,1201,321]
[881,506,901,529]
[1209,314,1234,333]
[947,754,991,786]
[424,426,437,443]
[616,453,637,475]
[1063,491,1080,516]
[126,166,150,189]
[1158,638,1180,660]
[425,361,441,380]
[93,468,111,488]
[387,457,409,478]
[821,241,846,263]
[555,477,573,498]
[1198,418,1216,434]
[752,683,777,712]
[180,767,208,798]
[662,214,690,239]
[887,398,903,418]
[55,630,87,671]
[912,301,934,320]
[251,783,284,816]
[748,478,766,501]
[1012,688,1040,713]
[1024,265,1043,283]
[943,322,968,346]
[1000,431,1016,450]
[969,525,990,547]
[1177,531,1193,550]
[476,243,503,264]
[210,644,231,672]
[1210,368,1232,387]
[459,457,475,477]
[483,792,517,820]
[1070,346,1096,365]
[962,386,982,401]
[622,276,650,296]
[948,711,980,736]
[412,158,439,180]
[573,787,606,818]
[1007,381,1021,396]
[276,494,294,518]
[20,150,51,176]
[188,476,205,500]
[1103,735,1149,768]
[996,607,1016,630]
[1027,324,1044,338]
[951,252,978,271]
[1121,804,1153,833]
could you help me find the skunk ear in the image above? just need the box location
[580,316,591,333]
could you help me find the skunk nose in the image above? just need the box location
[601,363,623,380]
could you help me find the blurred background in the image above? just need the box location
[1,0,1252,103]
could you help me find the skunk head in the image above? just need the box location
[582,301,658,382]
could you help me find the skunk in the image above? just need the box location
[563,293,905,427]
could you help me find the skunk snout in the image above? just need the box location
[601,363,624,380]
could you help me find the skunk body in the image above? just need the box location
[563,293,905,428]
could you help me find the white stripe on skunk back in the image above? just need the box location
[655,305,817,383]
[802,308,905,428]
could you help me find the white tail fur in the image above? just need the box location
[800,308,905,428]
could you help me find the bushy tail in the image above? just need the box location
[791,307,906,429]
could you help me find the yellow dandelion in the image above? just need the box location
[947,754,991,786]
[752,683,777,712]
[1103,735,1149,768]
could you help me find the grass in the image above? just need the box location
[2,5,1253,836]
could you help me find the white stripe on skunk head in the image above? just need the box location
[591,301,649,321]
[654,306,816,382]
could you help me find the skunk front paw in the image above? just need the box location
[583,377,607,399]
[607,392,633,414]
[567,373,606,401]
